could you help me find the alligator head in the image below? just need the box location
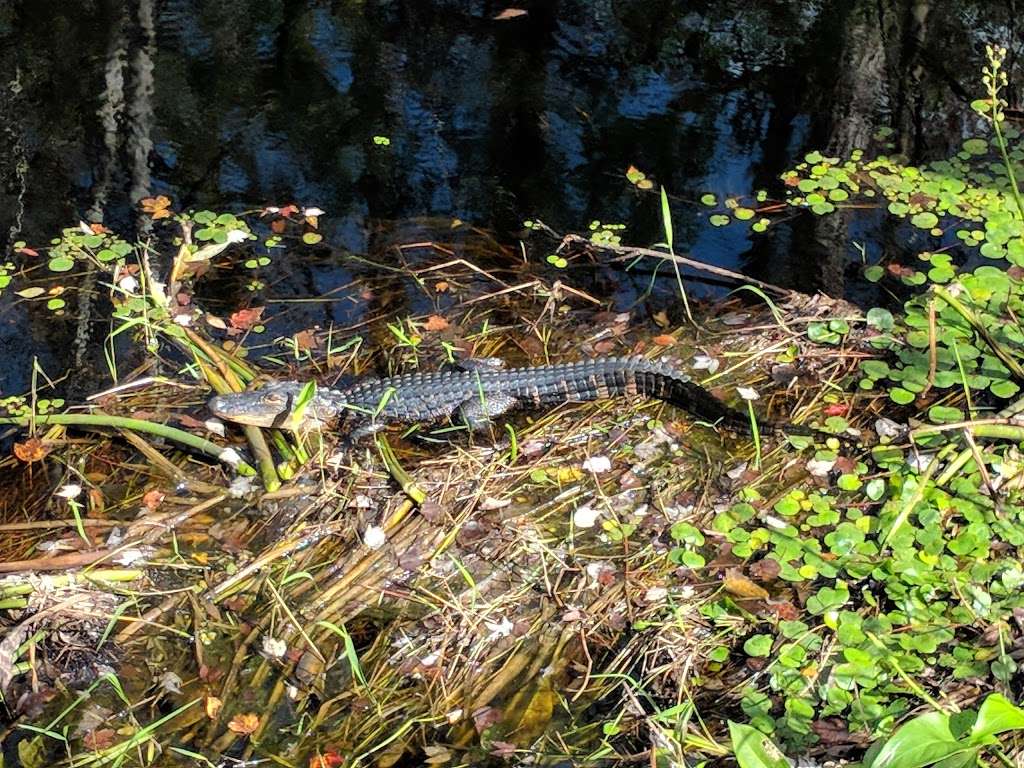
[207,382,342,430]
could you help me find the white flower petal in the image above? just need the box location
[736,386,760,401]
[56,483,83,499]
[363,525,387,549]
[582,455,612,473]
[573,505,600,528]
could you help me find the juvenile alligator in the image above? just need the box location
[208,356,819,439]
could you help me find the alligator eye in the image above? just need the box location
[260,392,287,407]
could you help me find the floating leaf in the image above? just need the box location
[700,193,717,206]
[709,214,730,227]
[48,256,74,272]
[15,287,46,299]
[911,211,939,230]
[302,232,323,245]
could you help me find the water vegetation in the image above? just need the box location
[2,42,1024,768]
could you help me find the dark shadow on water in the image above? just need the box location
[0,0,1012,395]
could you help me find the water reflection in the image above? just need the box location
[0,0,1006,393]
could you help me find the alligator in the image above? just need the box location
[207,356,820,440]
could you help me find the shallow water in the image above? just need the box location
[0,0,1006,394]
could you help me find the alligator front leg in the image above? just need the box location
[458,392,519,431]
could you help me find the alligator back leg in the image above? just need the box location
[458,392,519,431]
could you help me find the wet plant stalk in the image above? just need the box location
[0,414,255,475]
[933,285,1024,381]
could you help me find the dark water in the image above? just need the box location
[0,0,1011,395]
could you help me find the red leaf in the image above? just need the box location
[422,315,449,332]
[229,306,265,330]
[493,7,527,19]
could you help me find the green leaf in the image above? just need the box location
[990,379,1020,398]
[660,186,673,251]
[864,265,885,282]
[700,193,717,206]
[734,207,755,221]
[728,721,789,768]
[47,257,74,273]
[968,693,1024,744]
[889,388,915,405]
[866,712,969,768]
[743,634,773,657]
[911,211,939,230]
[709,214,730,227]
[866,308,894,330]
[302,232,324,245]
[866,478,886,501]
[928,405,964,423]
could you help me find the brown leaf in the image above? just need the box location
[229,306,265,330]
[493,7,528,19]
[434,281,449,293]
[294,329,319,351]
[309,751,345,768]
[748,558,780,582]
[652,310,670,328]
[142,490,165,511]
[140,196,172,216]
[765,599,800,621]
[270,218,288,234]
[490,741,517,757]
[227,712,260,734]
[83,728,117,750]
[722,568,770,600]
[176,413,207,430]
[278,204,300,218]
[422,314,449,332]
[15,246,39,257]
[652,334,675,346]
[811,717,871,746]
[204,696,223,719]
[13,437,49,463]
[472,705,502,733]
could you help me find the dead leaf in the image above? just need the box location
[15,246,39,257]
[229,306,265,330]
[434,281,449,293]
[493,7,527,19]
[205,696,223,720]
[764,599,800,621]
[15,287,46,299]
[227,712,260,735]
[422,315,449,332]
[309,751,345,768]
[176,413,207,429]
[652,310,670,328]
[472,705,502,733]
[13,437,49,463]
[205,315,227,330]
[652,334,675,346]
[748,558,780,582]
[142,490,165,511]
[723,568,770,600]
[294,329,319,351]
[83,728,117,750]
[490,741,517,758]
[270,218,288,234]
[140,195,172,219]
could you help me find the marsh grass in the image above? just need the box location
[0,242,868,766]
